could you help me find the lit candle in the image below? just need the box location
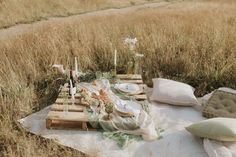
[114,49,117,66]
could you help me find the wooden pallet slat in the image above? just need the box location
[120,79,143,84]
[46,119,96,131]
[58,93,81,99]
[46,74,147,130]
[133,94,147,101]
[117,74,142,80]
[51,104,84,112]
[55,98,80,104]
[55,98,89,106]
[47,111,88,122]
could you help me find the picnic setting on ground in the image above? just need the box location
[18,38,236,157]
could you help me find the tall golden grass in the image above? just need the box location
[0,0,161,28]
[0,0,236,156]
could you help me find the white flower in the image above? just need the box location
[124,37,138,50]
[52,64,65,74]
[135,53,144,57]
[124,37,137,45]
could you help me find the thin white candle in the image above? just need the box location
[114,49,117,66]
[75,57,78,77]
[69,79,73,95]
[70,79,75,105]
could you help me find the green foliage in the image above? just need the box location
[103,132,142,148]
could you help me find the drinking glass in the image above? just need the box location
[63,93,69,116]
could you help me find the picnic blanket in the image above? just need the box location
[18,87,236,157]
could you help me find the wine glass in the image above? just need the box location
[63,93,69,116]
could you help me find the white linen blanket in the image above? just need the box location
[18,87,236,157]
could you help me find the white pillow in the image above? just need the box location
[186,118,236,141]
[150,78,198,106]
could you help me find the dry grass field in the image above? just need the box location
[0,0,236,156]
[0,0,162,28]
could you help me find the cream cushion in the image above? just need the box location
[186,118,236,142]
[203,90,236,118]
[150,78,198,106]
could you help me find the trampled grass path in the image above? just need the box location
[0,1,176,41]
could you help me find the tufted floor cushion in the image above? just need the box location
[203,90,236,118]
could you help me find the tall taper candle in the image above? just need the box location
[69,79,73,95]
[75,57,78,77]
[69,79,75,105]
[114,49,117,66]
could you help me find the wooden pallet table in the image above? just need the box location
[46,74,147,130]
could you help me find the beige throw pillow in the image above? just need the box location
[150,78,198,106]
[186,118,236,142]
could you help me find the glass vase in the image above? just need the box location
[127,60,134,75]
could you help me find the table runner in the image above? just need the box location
[77,78,159,141]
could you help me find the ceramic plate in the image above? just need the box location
[116,83,142,95]
[114,100,141,116]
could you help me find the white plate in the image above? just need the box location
[114,100,141,116]
[116,83,141,94]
